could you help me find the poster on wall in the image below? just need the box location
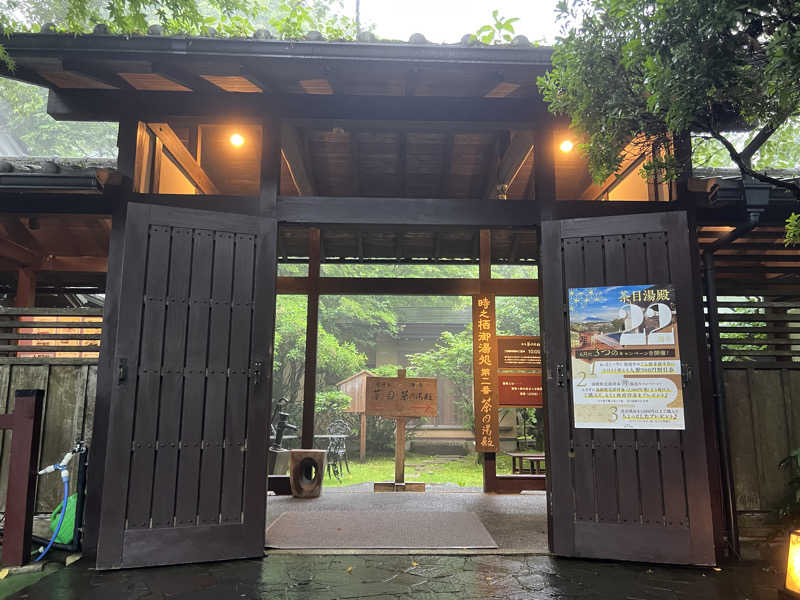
[567,284,685,430]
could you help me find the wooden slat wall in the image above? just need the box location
[0,361,97,512]
[726,367,800,519]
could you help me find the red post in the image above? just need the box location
[2,390,44,566]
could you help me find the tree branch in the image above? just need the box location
[739,119,784,164]
[708,128,800,200]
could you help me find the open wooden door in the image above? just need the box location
[541,211,717,566]
[95,202,276,569]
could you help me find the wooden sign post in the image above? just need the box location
[365,369,437,492]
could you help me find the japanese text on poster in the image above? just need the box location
[472,295,499,451]
[568,284,685,430]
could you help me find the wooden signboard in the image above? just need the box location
[367,370,437,492]
[472,295,499,452]
[365,377,437,418]
[497,336,541,369]
[498,373,543,407]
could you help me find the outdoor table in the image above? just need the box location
[506,451,546,475]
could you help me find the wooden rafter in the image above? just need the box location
[147,123,220,194]
[0,217,43,255]
[483,131,534,200]
[0,237,40,267]
[280,122,316,196]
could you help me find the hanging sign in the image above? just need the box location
[497,336,541,369]
[472,295,499,452]
[567,284,685,430]
[498,373,542,407]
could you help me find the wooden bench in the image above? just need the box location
[506,451,546,475]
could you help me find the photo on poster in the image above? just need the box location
[567,284,685,430]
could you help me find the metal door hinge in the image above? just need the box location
[556,363,566,388]
[118,358,128,383]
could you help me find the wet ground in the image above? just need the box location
[267,486,549,552]
[5,553,784,599]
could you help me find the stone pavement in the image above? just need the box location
[267,488,550,552]
[7,553,784,599]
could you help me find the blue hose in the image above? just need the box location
[34,467,68,562]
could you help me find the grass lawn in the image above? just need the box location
[323,452,518,488]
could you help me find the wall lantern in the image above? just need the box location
[230,133,245,147]
[559,139,574,153]
[784,530,800,598]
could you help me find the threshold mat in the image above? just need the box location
[266,510,497,550]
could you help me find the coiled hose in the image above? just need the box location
[34,465,68,562]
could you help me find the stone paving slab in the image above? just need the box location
[6,554,784,600]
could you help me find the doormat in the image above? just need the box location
[266,511,497,550]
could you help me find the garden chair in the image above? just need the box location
[326,419,351,482]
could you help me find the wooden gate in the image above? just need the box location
[95,202,277,569]
[540,211,717,565]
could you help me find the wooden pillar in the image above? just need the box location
[533,119,558,220]
[395,417,406,484]
[84,119,137,555]
[360,412,367,463]
[301,227,321,449]
[478,229,498,492]
[1,390,44,566]
[14,268,36,307]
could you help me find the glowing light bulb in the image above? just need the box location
[230,133,245,147]
[560,139,574,153]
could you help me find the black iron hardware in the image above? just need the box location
[251,360,263,385]
[556,362,566,387]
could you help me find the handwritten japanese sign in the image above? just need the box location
[365,376,438,418]
[472,295,499,452]
[568,284,685,430]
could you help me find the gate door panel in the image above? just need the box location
[96,202,276,569]
[541,211,716,566]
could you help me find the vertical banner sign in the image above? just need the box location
[473,295,499,451]
[567,284,685,429]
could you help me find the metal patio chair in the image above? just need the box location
[325,419,351,482]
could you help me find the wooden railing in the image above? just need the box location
[0,307,102,359]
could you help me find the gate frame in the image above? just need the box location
[50,117,726,567]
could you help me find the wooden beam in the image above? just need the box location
[280,122,316,196]
[0,217,43,255]
[533,123,557,219]
[397,131,407,198]
[439,134,455,198]
[276,276,539,296]
[291,119,523,134]
[479,229,491,288]
[0,237,40,267]
[146,123,220,194]
[487,131,534,200]
[62,59,133,90]
[40,256,108,272]
[301,228,321,449]
[350,131,361,196]
[47,90,544,124]
[14,268,36,307]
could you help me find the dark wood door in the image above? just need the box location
[96,202,277,569]
[540,211,716,565]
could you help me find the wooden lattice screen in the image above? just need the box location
[712,297,800,366]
